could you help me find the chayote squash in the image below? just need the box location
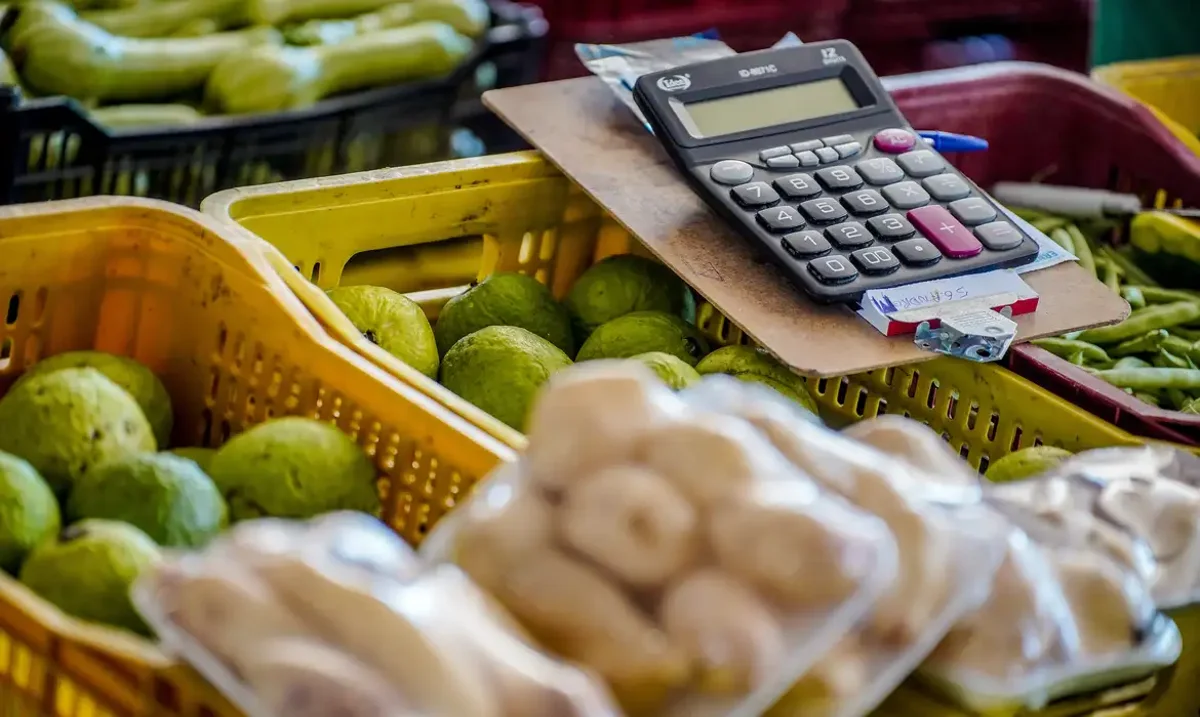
[14,7,281,103]
[82,0,245,38]
[284,0,488,46]
[205,20,472,114]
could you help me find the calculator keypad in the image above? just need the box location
[703,126,1035,301]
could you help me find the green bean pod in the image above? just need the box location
[1134,391,1162,407]
[1093,367,1200,391]
[1076,302,1200,345]
[1099,245,1160,287]
[1121,286,1147,310]
[1114,356,1154,370]
[1109,329,1168,357]
[1154,349,1191,370]
[1129,286,1200,304]
[1100,258,1121,292]
[1033,337,1111,363]
[1050,226,1077,255]
[1066,223,1096,276]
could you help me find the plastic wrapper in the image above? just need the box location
[133,512,620,717]
[923,495,1182,712]
[681,378,1006,717]
[991,444,1200,609]
[421,362,899,717]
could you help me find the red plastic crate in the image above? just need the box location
[535,0,849,80]
[845,0,1090,43]
[883,62,1200,445]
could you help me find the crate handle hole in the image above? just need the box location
[1010,426,1024,453]
[854,388,868,417]
[311,261,322,283]
[906,371,920,398]
[835,377,849,406]
[0,337,11,371]
[966,401,980,431]
[5,291,20,326]
[978,454,991,474]
[987,412,999,442]
[876,398,888,415]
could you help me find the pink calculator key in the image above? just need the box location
[873,128,917,153]
[907,205,983,258]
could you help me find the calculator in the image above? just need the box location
[632,39,1039,304]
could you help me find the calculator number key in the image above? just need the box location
[867,214,916,240]
[808,255,858,285]
[799,197,849,224]
[816,166,863,191]
[756,205,806,233]
[852,246,901,275]
[975,221,1025,250]
[825,221,873,249]
[923,173,971,201]
[774,173,821,199]
[893,237,942,266]
[842,189,888,216]
[856,157,904,186]
[896,149,946,178]
[732,182,780,208]
[882,181,931,210]
[948,197,999,226]
[782,230,831,258]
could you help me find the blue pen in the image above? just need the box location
[917,130,989,153]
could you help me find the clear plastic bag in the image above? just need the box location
[681,377,1006,717]
[922,496,1182,712]
[420,362,900,717]
[134,512,620,717]
[991,444,1200,609]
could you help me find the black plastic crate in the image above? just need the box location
[0,0,547,207]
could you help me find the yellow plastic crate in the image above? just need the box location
[0,196,515,717]
[205,151,1192,716]
[1093,56,1200,157]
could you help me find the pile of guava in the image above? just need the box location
[0,350,380,635]
[327,254,819,431]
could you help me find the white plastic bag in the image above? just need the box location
[421,362,899,717]
[682,378,1006,717]
[135,512,620,717]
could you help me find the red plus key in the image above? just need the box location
[907,205,982,258]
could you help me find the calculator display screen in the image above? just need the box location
[679,78,859,138]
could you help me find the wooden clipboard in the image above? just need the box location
[482,78,1129,377]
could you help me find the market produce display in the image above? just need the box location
[1018,208,1200,413]
[0,349,381,636]
[0,0,490,127]
[327,255,821,430]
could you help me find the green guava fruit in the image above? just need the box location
[434,272,574,357]
[630,352,701,390]
[0,451,60,574]
[565,254,694,341]
[575,311,709,366]
[19,519,161,634]
[985,446,1074,483]
[16,351,173,447]
[0,367,156,496]
[696,345,819,416]
[327,285,439,379]
[440,325,573,431]
[168,447,216,475]
[68,452,227,548]
[208,417,380,521]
